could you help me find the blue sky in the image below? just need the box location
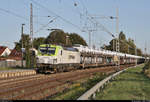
[0,0,149,54]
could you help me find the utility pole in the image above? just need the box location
[88,29,96,49]
[30,3,34,68]
[116,7,120,71]
[82,29,96,49]
[30,3,33,48]
[66,35,69,46]
[21,24,25,68]
[128,45,129,54]
[113,39,115,51]
[135,38,137,66]
[89,30,91,48]
[135,45,137,66]
[145,41,147,62]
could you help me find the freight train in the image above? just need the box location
[35,44,146,73]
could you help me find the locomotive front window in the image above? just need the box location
[47,47,56,55]
[40,47,56,55]
[40,47,47,54]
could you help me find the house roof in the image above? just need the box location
[0,46,7,56]
[8,49,22,60]
[0,57,7,61]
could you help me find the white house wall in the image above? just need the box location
[1,48,11,56]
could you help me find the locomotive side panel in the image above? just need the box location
[60,50,80,64]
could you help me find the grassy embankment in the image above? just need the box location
[143,60,150,78]
[0,67,19,71]
[0,67,29,71]
[49,72,109,100]
[94,63,150,100]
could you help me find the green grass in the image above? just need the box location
[143,60,150,78]
[50,72,108,100]
[0,67,32,71]
[0,67,19,71]
[51,84,87,100]
[95,64,150,100]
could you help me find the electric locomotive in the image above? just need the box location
[36,44,80,73]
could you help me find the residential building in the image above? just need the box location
[0,46,11,57]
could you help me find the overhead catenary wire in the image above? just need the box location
[79,0,89,16]
[0,5,57,39]
[33,15,51,18]
[0,0,141,53]
[0,7,48,27]
[31,0,83,31]
[73,0,109,47]
[31,1,141,52]
[59,0,86,26]
[72,0,93,30]
[87,15,115,38]
[72,0,83,16]
[85,13,138,51]
[0,7,29,21]
[77,0,119,46]
[73,1,119,50]
[34,17,58,34]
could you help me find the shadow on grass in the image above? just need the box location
[123,71,141,75]
[113,71,150,83]
[113,78,150,83]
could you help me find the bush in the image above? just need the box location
[82,72,107,90]
[143,60,150,77]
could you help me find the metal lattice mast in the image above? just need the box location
[30,3,33,48]
[89,30,91,48]
[116,7,120,71]
[134,37,137,66]
[30,3,34,68]
[113,39,115,51]
[135,43,137,66]
[21,24,25,68]
[145,41,147,62]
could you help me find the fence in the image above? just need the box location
[0,60,26,68]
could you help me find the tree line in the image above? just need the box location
[14,30,87,68]
[15,29,87,51]
[14,30,145,68]
[103,31,143,56]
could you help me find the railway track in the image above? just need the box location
[0,64,134,100]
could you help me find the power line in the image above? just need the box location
[34,17,57,34]
[0,7,47,27]
[31,0,83,31]
[79,0,89,15]
[86,14,138,53]
[0,6,57,38]
[76,1,116,40]
[59,0,86,27]
[76,0,115,38]
[79,1,119,51]
[74,0,110,46]
[0,7,29,21]
[33,15,51,18]
[72,2,117,49]
[71,0,90,30]
[88,16,115,38]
